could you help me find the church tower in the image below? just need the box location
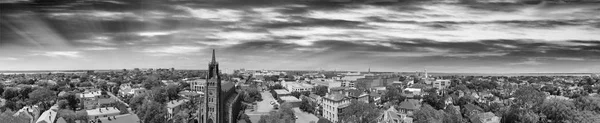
[201,49,222,123]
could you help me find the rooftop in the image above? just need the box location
[398,100,419,110]
[324,93,347,101]
[274,89,291,95]
[36,105,59,123]
[167,99,189,108]
[86,107,120,117]
[279,96,301,102]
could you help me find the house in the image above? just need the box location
[462,104,484,118]
[379,106,413,123]
[470,112,500,123]
[166,99,189,120]
[347,89,369,103]
[397,99,420,116]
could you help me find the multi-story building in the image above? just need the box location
[187,79,206,92]
[433,80,451,89]
[167,99,189,120]
[322,93,351,123]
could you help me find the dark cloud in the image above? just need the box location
[256,17,366,29]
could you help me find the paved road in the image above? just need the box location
[246,91,278,123]
[256,91,277,113]
[293,108,319,123]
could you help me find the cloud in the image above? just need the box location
[34,51,82,58]
[80,46,118,51]
[0,57,19,61]
[141,46,204,55]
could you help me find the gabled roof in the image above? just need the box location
[398,100,419,110]
[463,103,483,113]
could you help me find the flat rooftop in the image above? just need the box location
[274,89,291,95]
[87,107,121,117]
[279,96,301,102]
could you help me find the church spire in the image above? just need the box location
[211,49,216,64]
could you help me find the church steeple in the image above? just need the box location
[208,49,219,79]
[211,49,216,64]
[202,49,222,123]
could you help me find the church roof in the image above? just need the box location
[221,81,234,92]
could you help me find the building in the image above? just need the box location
[118,84,147,96]
[273,89,291,99]
[322,93,351,123]
[198,50,242,123]
[167,99,190,120]
[347,89,369,103]
[433,80,451,89]
[404,88,422,95]
[470,112,500,123]
[187,79,206,93]
[398,99,420,116]
[379,106,413,123]
[282,82,314,92]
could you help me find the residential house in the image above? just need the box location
[470,112,500,123]
[379,106,413,123]
[398,99,420,116]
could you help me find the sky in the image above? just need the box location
[1,1,600,73]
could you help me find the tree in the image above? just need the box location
[258,102,295,123]
[0,84,4,96]
[513,86,546,108]
[172,109,189,123]
[423,93,445,110]
[166,84,180,101]
[443,105,464,123]
[59,92,79,111]
[150,87,167,103]
[340,100,380,123]
[299,98,314,113]
[500,106,540,123]
[413,104,444,123]
[539,98,577,122]
[137,101,168,123]
[2,88,19,99]
[243,88,262,103]
[28,88,57,110]
[314,86,328,97]
[97,81,108,91]
[382,86,405,104]
[573,95,600,113]
[290,91,309,99]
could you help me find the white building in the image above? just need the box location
[282,82,314,92]
[187,79,206,92]
[433,80,451,89]
[404,88,422,95]
[322,93,351,123]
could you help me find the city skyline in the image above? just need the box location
[1,2,600,73]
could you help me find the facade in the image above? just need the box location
[167,99,189,120]
[433,80,451,89]
[322,93,351,123]
[198,50,242,123]
[282,82,314,92]
[187,79,206,92]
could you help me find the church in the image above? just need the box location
[198,49,242,123]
